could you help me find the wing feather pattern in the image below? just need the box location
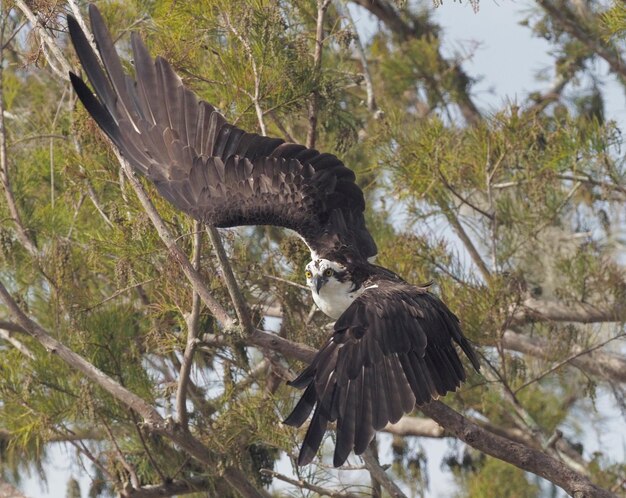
[284,278,480,466]
[67,5,376,261]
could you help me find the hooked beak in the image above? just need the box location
[313,275,325,294]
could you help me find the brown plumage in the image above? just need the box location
[68,4,480,469]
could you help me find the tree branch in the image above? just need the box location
[176,222,203,430]
[207,227,254,335]
[121,476,213,498]
[502,329,626,384]
[260,469,360,498]
[514,297,626,325]
[383,416,444,438]
[361,447,408,498]
[113,151,235,329]
[14,0,72,79]
[420,401,617,498]
[342,3,377,113]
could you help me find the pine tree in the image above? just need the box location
[0,1,624,496]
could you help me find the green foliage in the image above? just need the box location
[457,457,540,498]
[0,0,624,496]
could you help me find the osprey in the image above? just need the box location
[68,5,480,468]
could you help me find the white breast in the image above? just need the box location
[312,278,364,319]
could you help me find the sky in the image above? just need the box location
[20,1,626,497]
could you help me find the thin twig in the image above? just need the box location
[342,1,377,112]
[14,0,72,79]
[81,279,156,312]
[260,469,361,498]
[176,221,203,430]
[513,333,626,394]
[100,416,140,488]
[436,194,491,281]
[0,328,35,359]
[222,13,267,135]
[207,226,253,334]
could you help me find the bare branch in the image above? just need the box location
[341,2,377,113]
[383,416,444,438]
[120,476,213,498]
[0,479,32,498]
[0,327,34,359]
[176,222,203,429]
[361,446,408,498]
[207,227,253,334]
[222,13,267,136]
[514,297,626,325]
[502,329,626,384]
[260,469,361,498]
[437,195,491,281]
[14,0,72,78]
[0,279,163,425]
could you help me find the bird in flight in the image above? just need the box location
[67,5,480,468]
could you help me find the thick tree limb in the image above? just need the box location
[383,416,444,438]
[248,328,614,496]
[0,281,267,498]
[420,401,617,498]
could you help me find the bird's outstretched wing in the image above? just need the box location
[283,278,480,467]
[67,5,377,262]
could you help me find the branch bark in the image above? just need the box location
[420,401,617,498]
[113,151,235,329]
[502,329,626,384]
[514,297,626,325]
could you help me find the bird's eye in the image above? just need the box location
[305,270,312,279]
[324,268,334,277]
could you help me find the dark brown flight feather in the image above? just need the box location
[67,4,377,263]
[68,5,480,469]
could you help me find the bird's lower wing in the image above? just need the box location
[284,282,480,467]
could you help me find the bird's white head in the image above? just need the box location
[305,259,362,319]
